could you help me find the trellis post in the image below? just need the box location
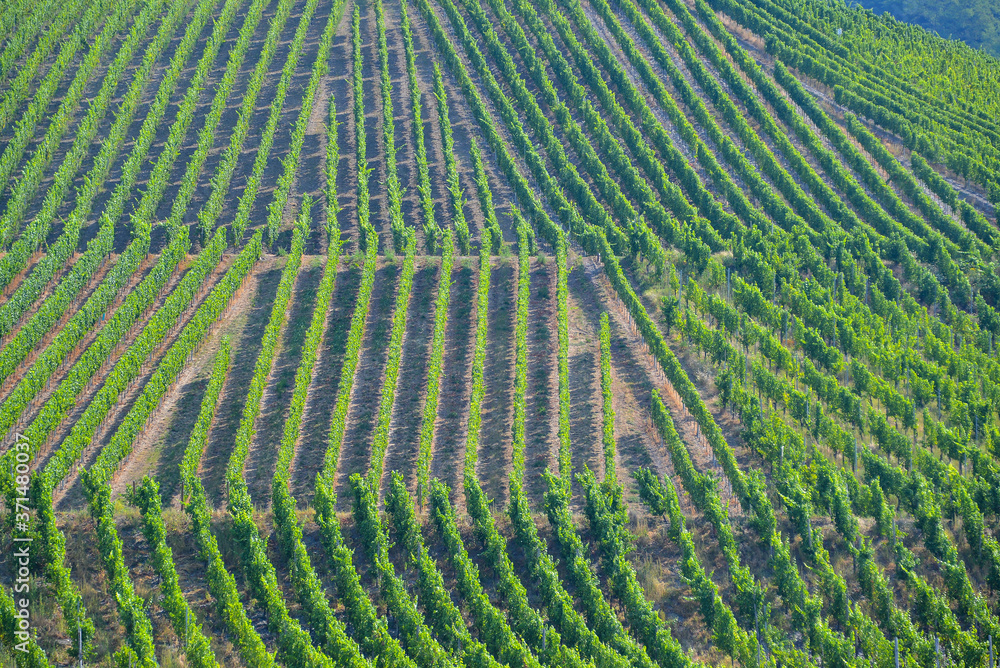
[78,599,83,668]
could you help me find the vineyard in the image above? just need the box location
[2,0,1000,665]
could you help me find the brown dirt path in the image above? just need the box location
[243,257,325,506]
[109,275,254,507]
[476,258,516,507]
[379,258,439,499]
[522,257,558,508]
[564,259,605,505]
[288,255,363,503]
[334,258,399,508]
[200,257,282,508]
[428,259,476,511]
